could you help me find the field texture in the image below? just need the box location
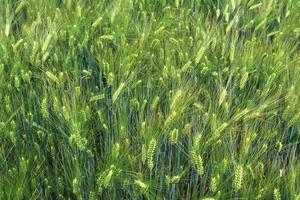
[0,0,300,199]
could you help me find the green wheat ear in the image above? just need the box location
[89,191,96,200]
[210,174,219,193]
[46,71,59,84]
[92,17,103,28]
[147,138,157,171]
[72,178,80,195]
[273,188,281,200]
[233,164,243,192]
[195,155,204,176]
[103,169,113,188]
[141,144,147,164]
[166,175,180,186]
[169,128,179,144]
[62,106,70,121]
[69,123,87,151]
[112,143,120,159]
[240,69,249,89]
[97,165,116,192]
[151,96,160,111]
[112,82,125,103]
[134,179,148,191]
[41,96,49,119]
[170,89,182,110]
[219,88,227,106]
[190,149,197,166]
[42,34,53,54]
[183,123,192,136]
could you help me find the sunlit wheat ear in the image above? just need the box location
[240,68,249,89]
[57,72,65,86]
[241,135,251,156]
[141,144,147,164]
[5,95,11,112]
[89,191,96,200]
[195,155,204,175]
[151,96,160,111]
[170,89,182,110]
[169,128,179,144]
[192,134,201,150]
[183,123,192,136]
[15,0,27,14]
[112,143,120,159]
[210,174,219,193]
[69,123,87,151]
[107,72,114,86]
[82,106,90,122]
[190,151,197,166]
[141,99,148,113]
[190,142,200,166]
[131,79,142,89]
[233,164,243,192]
[53,97,60,114]
[180,61,192,74]
[165,111,178,127]
[140,121,146,136]
[42,34,53,54]
[112,82,125,103]
[261,73,276,98]
[5,4,12,37]
[166,175,180,186]
[276,141,283,152]
[62,106,70,121]
[273,188,281,200]
[103,169,113,188]
[72,178,80,195]
[12,39,24,53]
[92,17,103,29]
[233,108,250,122]
[97,165,115,192]
[41,96,49,119]
[219,88,227,106]
[134,179,148,190]
[14,75,20,91]
[46,71,59,84]
[147,138,157,171]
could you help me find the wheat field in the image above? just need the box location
[0,0,300,199]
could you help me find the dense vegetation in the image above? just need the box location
[0,0,300,199]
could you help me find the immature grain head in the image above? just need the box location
[147,138,157,171]
[273,188,281,200]
[233,164,243,192]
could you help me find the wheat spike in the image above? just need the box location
[112,82,125,103]
[219,88,227,106]
[240,69,249,89]
[169,128,179,144]
[42,34,53,54]
[233,165,243,192]
[41,96,49,119]
[273,188,281,200]
[147,139,157,171]
[196,155,204,175]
